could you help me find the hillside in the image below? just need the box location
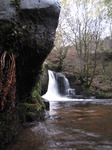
[46,46,112,98]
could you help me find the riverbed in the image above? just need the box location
[6,99,112,150]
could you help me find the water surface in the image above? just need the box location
[6,99,112,150]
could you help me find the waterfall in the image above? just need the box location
[42,70,76,101]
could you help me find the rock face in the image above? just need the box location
[0,0,61,101]
[0,0,15,20]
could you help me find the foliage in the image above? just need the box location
[104,1,112,17]
[53,31,69,71]
[31,84,40,100]
[58,0,103,87]
[105,0,111,2]
[46,0,112,97]
[0,51,16,111]
[61,0,67,4]
[10,0,20,10]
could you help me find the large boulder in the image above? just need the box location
[0,0,15,20]
[0,0,61,101]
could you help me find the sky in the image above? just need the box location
[58,0,111,44]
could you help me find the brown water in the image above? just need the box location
[6,99,112,150]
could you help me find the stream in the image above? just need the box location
[6,99,112,150]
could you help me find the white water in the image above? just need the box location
[42,70,92,102]
[42,70,67,101]
[42,70,61,100]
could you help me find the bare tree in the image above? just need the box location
[53,15,69,72]
[58,0,103,87]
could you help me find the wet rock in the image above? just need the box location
[0,0,61,101]
[43,99,50,110]
[0,0,60,148]
[0,0,15,20]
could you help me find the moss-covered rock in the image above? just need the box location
[0,0,60,149]
[19,101,45,123]
[0,0,61,102]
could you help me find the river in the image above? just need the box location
[5,99,112,150]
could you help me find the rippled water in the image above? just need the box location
[6,99,112,150]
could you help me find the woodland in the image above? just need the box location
[47,0,112,98]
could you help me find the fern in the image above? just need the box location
[0,51,16,111]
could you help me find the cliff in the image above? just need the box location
[0,0,61,148]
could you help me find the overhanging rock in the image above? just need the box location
[0,0,15,20]
[0,0,61,101]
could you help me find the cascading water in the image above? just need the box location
[42,70,76,101]
[43,70,60,99]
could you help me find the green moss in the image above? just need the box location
[31,84,40,100]
[19,82,46,123]
[31,82,46,108]
[26,112,36,122]
[10,0,20,10]
[19,99,45,123]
